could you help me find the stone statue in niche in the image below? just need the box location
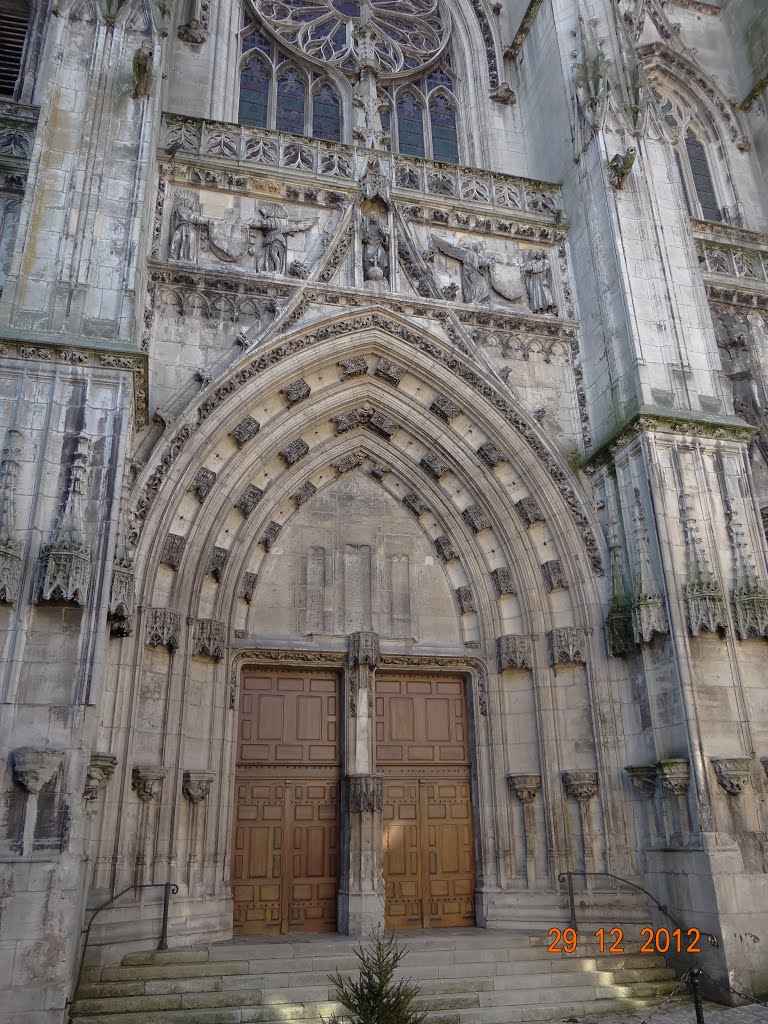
[249,204,316,275]
[132,41,154,99]
[430,234,528,306]
[169,191,206,261]
[524,249,558,315]
[361,210,389,282]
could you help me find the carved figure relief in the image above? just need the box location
[250,204,316,275]
[361,210,389,282]
[169,191,206,262]
[132,41,154,99]
[524,249,557,315]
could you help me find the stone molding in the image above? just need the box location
[711,757,752,796]
[497,634,532,671]
[144,608,181,651]
[84,753,118,802]
[131,766,167,803]
[657,758,690,796]
[548,627,590,666]
[192,618,225,660]
[562,769,598,802]
[0,428,22,604]
[508,773,541,804]
[182,770,215,804]
[345,774,384,813]
[11,748,64,794]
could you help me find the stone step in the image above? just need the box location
[71,989,266,1015]
[98,961,250,982]
[122,950,211,966]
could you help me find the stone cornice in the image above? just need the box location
[584,410,757,472]
[693,221,768,250]
[0,335,149,428]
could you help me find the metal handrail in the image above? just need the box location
[557,870,718,947]
[67,881,179,1011]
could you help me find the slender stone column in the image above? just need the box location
[508,774,541,888]
[338,631,384,935]
[11,748,65,856]
[562,770,599,878]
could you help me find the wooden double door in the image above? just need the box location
[232,668,476,934]
[232,670,340,934]
[377,674,476,929]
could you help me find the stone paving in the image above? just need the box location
[556,999,768,1024]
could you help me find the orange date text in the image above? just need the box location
[547,926,701,954]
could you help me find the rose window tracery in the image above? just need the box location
[252,0,449,78]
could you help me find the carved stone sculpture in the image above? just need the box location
[624,764,657,799]
[711,757,752,796]
[192,619,225,660]
[608,148,636,190]
[548,626,589,665]
[84,753,118,802]
[11,748,64,794]
[0,428,23,603]
[657,758,689,796]
[250,204,315,275]
[132,41,154,100]
[177,17,207,44]
[491,567,517,596]
[346,773,384,813]
[362,212,389,281]
[132,765,167,803]
[182,770,214,803]
[144,608,181,651]
[348,631,380,668]
[508,774,541,804]
[431,234,491,304]
[497,634,532,670]
[169,191,206,261]
[562,769,598,802]
[524,249,557,315]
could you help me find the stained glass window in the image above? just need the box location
[397,91,425,157]
[685,130,721,222]
[312,81,341,141]
[239,55,270,128]
[430,93,458,164]
[276,67,306,135]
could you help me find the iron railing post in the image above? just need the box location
[690,967,706,1023]
[158,880,172,951]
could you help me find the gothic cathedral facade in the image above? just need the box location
[1,0,768,1020]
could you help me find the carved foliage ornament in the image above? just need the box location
[346,773,384,814]
[562,769,598,802]
[144,608,181,651]
[132,766,167,803]
[193,618,225,660]
[508,773,541,804]
[548,626,590,666]
[497,634,532,671]
[711,757,752,796]
[182,770,214,804]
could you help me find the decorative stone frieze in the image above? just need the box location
[261,521,282,550]
[334,451,366,474]
[374,358,405,386]
[711,757,752,795]
[240,572,258,603]
[562,769,598,802]
[508,774,541,804]
[541,559,567,592]
[462,504,491,534]
[161,533,185,570]
[403,492,428,517]
[35,435,92,606]
[280,438,309,465]
[190,467,216,502]
[430,394,461,422]
[293,481,317,507]
[280,378,311,406]
[108,558,135,637]
[11,748,64,794]
[338,355,368,380]
[548,627,589,666]
[131,766,167,803]
[230,416,261,447]
[420,452,449,480]
[657,758,690,796]
[497,634,532,670]
[209,546,228,582]
[435,535,457,562]
[0,428,22,603]
[182,770,215,804]
[346,773,384,813]
[144,608,181,651]
[477,441,506,468]
[235,484,264,518]
[514,496,545,527]
[624,765,658,799]
[680,494,728,636]
[84,753,118,802]
[192,618,225,660]
[490,566,517,596]
[456,586,476,614]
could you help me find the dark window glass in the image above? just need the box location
[0,0,28,98]
[685,130,721,222]
[276,67,306,135]
[241,24,272,56]
[430,93,458,164]
[397,91,425,158]
[312,81,341,141]
[427,67,453,92]
[239,56,270,128]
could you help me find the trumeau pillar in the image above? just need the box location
[338,631,384,936]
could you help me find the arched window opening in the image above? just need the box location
[312,80,341,142]
[684,129,721,222]
[276,67,306,136]
[239,55,271,128]
[397,91,426,158]
[430,93,458,164]
[0,0,29,98]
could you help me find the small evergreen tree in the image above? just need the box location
[324,930,427,1024]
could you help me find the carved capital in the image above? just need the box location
[562,769,598,802]
[131,765,167,803]
[345,773,384,813]
[11,748,64,794]
[497,634,532,671]
[657,758,690,796]
[84,753,118,801]
[144,608,181,651]
[182,770,215,804]
[548,626,590,666]
[624,764,657,799]
[711,757,752,796]
[508,773,541,805]
[348,631,380,668]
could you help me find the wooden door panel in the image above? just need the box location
[383,781,422,928]
[375,675,469,766]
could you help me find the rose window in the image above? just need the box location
[252,0,449,78]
